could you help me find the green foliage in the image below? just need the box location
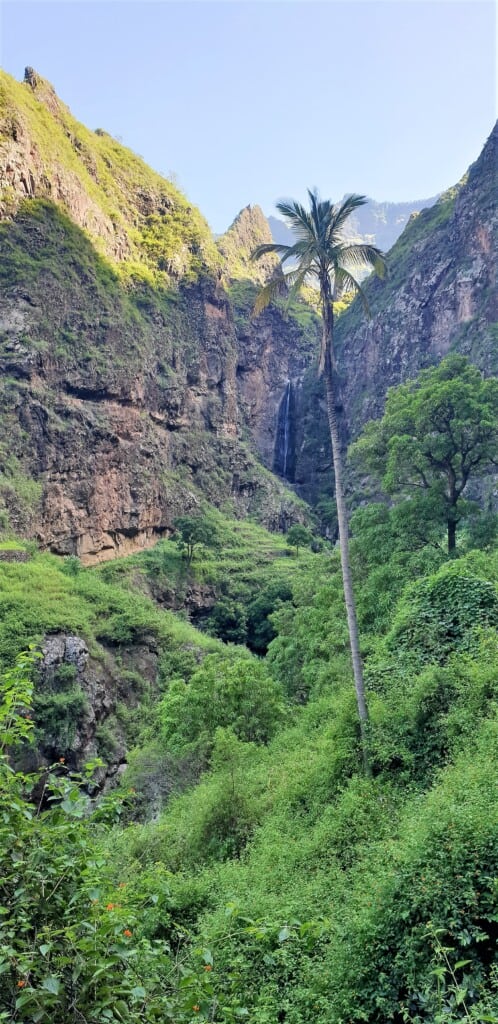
[0,447,497,1023]
[208,598,248,644]
[0,69,220,285]
[286,524,312,555]
[0,652,237,1023]
[350,502,446,634]
[385,561,498,669]
[33,662,89,757]
[173,513,221,565]
[159,652,286,757]
[351,355,498,552]
[245,579,293,654]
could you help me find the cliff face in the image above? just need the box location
[293,123,498,507]
[0,70,314,559]
[336,122,497,431]
[1,67,495,548]
[219,206,319,477]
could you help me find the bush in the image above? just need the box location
[386,562,498,668]
[159,652,287,756]
[208,598,247,644]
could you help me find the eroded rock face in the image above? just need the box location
[335,122,498,434]
[293,123,498,507]
[0,186,312,558]
[37,634,117,770]
[1,66,495,552]
[236,305,316,472]
[0,68,313,555]
[34,632,160,781]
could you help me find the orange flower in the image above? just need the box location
[204,964,212,972]
[193,1006,200,1013]
[17,980,26,988]
[123,929,132,937]
[106,903,115,911]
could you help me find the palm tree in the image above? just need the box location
[252,190,386,774]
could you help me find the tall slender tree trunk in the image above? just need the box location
[322,301,370,775]
[447,517,457,554]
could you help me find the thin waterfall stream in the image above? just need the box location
[274,381,295,481]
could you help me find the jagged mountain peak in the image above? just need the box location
[218,204,277,283]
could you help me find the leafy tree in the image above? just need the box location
[253,190,386,772]
[173,514,219,565]
[350,356,498,554]
[246,580,293,654]
[159,653,286,755]
[286,524,311,556]
[208,598,248,645]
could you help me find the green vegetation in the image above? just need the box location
[286,523,312,555]
[173,513,221,565]
[2,498,498,1021]
[0,69,220,285]
[351,355,498,552]
[1,72,497,1021]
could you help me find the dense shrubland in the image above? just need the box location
[1,361,498,1022]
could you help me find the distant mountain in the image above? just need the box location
[268,195,438,253]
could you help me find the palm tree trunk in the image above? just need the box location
[322,321,370,775]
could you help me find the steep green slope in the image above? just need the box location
[0,69,314,557]
[0,67,219,284]
[3,506,497,1022]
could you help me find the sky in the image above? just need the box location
[0,0,496,234]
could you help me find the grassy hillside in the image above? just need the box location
[1,485,498,1021]
[0,68,220,285]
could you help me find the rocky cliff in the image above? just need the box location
[0,69,316,559]
[338,121,497,429]
[1,67,495,547]
[293,122,498,508]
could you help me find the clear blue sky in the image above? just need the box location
[1,1,496,233]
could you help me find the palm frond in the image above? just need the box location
[252,276,286,317]
[339,243,386,277]
[251,242,292,261]
[328,194,368,241]
[275,199,315,240]
[280,266,312,294]
[254,188,385,326]
[334,266,371,316]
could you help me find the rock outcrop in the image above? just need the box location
[0,69,314,558]
[293,122,498,507]
[336,121,498,432]
[0,67,495,547]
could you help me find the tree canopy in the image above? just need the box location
[350,356,498,553]
[173,514,220,564]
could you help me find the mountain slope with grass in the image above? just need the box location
[2,478,498,1022]
[0,68,318,558]
[0,70,497,1018]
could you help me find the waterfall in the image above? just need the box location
[274,381,294,481]
[282,381,291,477]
